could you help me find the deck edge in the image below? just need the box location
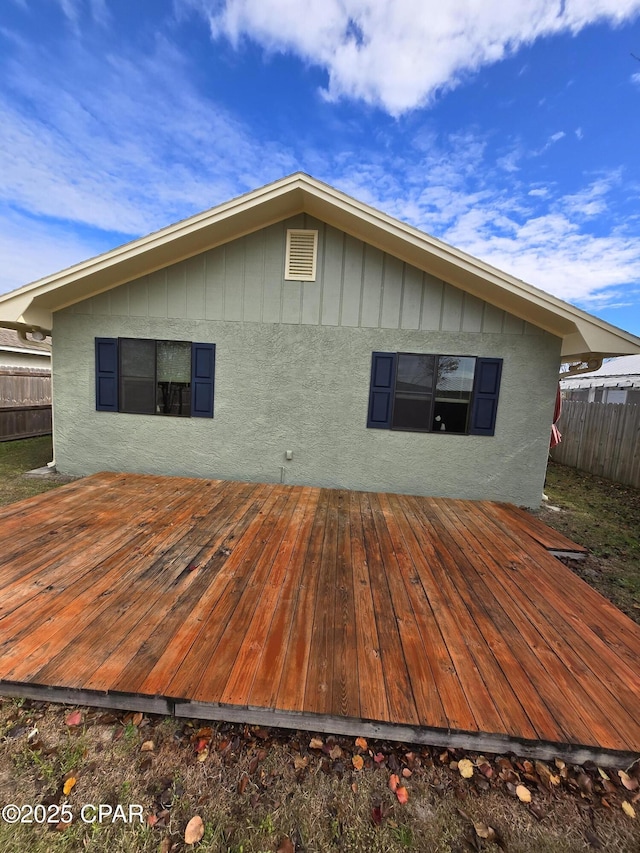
[1,681,636,769]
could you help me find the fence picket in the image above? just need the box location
[0,369,52,441]
[551,401,640,488]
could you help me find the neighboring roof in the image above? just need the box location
[0,173,639,361]
[560,354,640,391]
[0,328,51,356]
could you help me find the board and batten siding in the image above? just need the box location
[54,216,561,507]
[66,216,543,338]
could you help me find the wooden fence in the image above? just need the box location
[0,369,52,441]
[551,401,640,488]
[0,405,52,442]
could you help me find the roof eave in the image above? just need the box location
[1,173,639,360]
[0,177,309,331]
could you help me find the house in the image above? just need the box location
[0,173,638,507]
[0,327,51,371]
[560,354,640,405]
[0,328,51,434]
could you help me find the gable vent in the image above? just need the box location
[285,229,318,281]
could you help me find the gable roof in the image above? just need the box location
[1,172,639,362]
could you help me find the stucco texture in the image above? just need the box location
[51,218,562,506]
[52,312,560,507]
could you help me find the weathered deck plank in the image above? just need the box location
[191,487,302,704]
[0,472,639,766]
[162,486,291,700]
[247,488,318,710]
[221,486,316,708]
[358,492,419,726]
[85,480,261,692]
[304,488,340,717]
[331,490,361,721]
[446,498,640,747]
[348,491,389,724]
[478,500,588,555]
[276,489,328,712]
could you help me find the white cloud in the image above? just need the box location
[57,0,80,23]
[89,0,109,25]
[632,71,640,86]
[0,37,296,242]
[439,205,640,306]
[528,187,550,198]
[576,288,640,310]
[532,130,567,155]
[178,0,640,114]
[54,0,108,25]
[322,150,640,313]
[1,19,638,321]
[0,32,302,291]
[0,209,114,294]
[560,173,620,218]
[497,150,521,173]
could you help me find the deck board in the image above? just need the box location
[304,488,340,717]
[331,490,360,721]
[419,497,562,742]
[479,501,588,555]
[429,498,599,745]
[247,488,318,710]
[195,487,302,704]
[359,492,419,727]
[1,472,639,765]
[348,491,389,723]
[407,495,530,738]
[276,489,328,713]
[447,499,640,745]
[376,493,448,730]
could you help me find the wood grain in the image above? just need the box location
[0,472,638,760]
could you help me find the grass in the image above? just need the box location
[0,704,638,853]
[541,460,640,623]
[0,439,638,852]
[0,436,70,507]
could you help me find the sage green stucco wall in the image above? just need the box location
[52,216,562,507]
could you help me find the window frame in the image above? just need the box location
[367,351,502,437]
[95,337,215,419]
[391,352,477,435]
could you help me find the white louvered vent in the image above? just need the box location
[285,229,318,281]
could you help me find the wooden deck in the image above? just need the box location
[0,473,638,766]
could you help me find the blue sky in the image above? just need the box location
[2,1,640,337]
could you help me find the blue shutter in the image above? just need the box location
[470,358,503,436]
[95,338,118,412]
[191,342,215,418]
[367,352,396,428]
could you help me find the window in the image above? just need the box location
[605,389,626,405]
[367,352,502,436]
[95,338,215,418]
